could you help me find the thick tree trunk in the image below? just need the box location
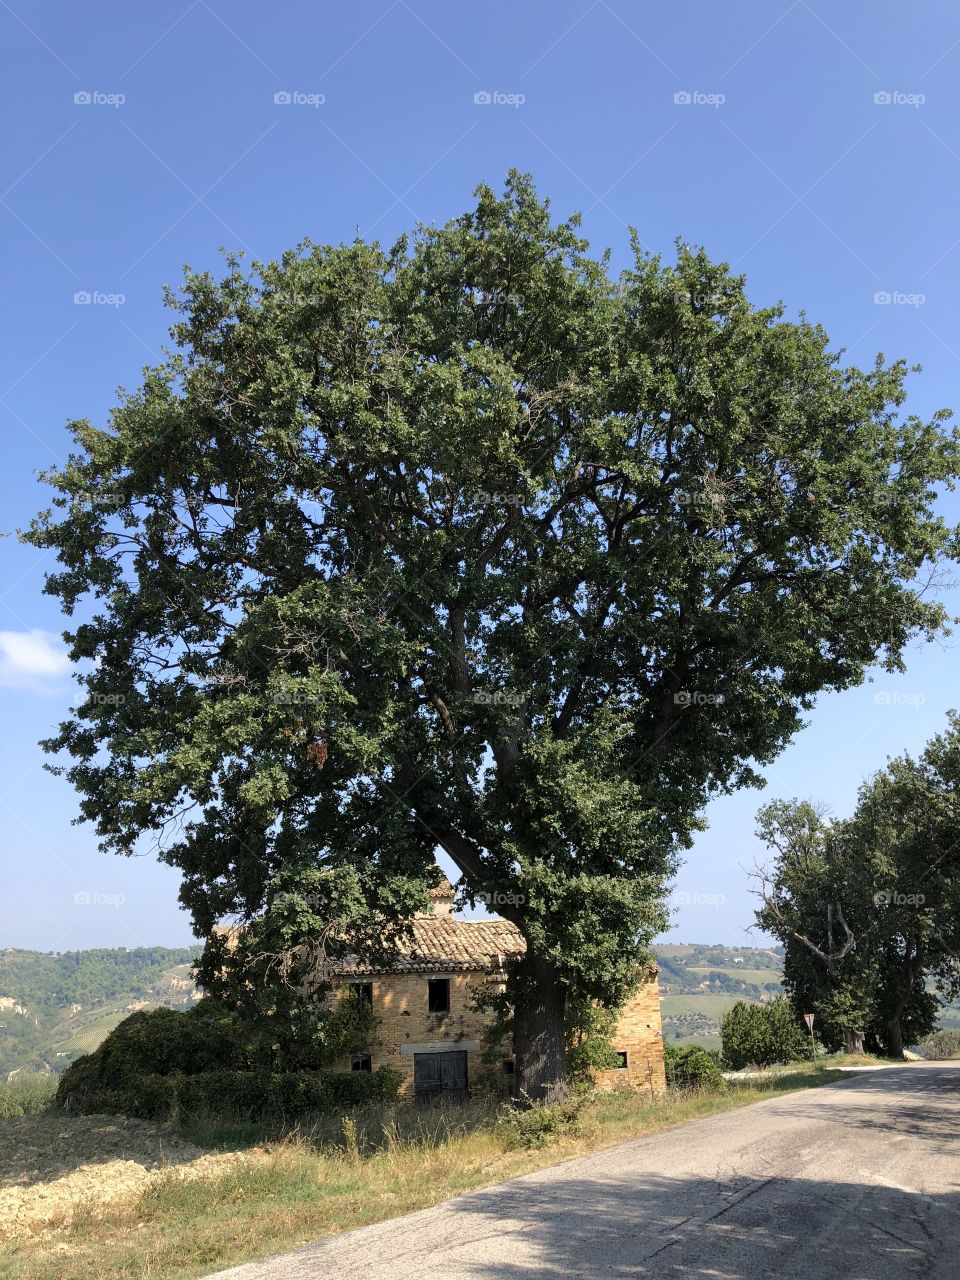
[887,1016,905,1059]
[512,948,567,1102]
[843,1028,865,1055]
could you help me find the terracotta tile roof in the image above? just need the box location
[335,916,526,975]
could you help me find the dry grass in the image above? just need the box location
[0,1070,846,1280]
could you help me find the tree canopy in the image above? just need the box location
[26,172,960,1093]
[755,717,960,1056]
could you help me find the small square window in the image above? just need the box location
[351,1053,372,1073]
[354,983,373,1005]
[428,978,450,1013]
[613,1050,628,1069]
[502,1059,515,1075]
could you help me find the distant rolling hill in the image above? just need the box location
[652,943,785,1049]
[0,946,199,1079]
[4,939,957,1075]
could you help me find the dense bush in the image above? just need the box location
[720,998,809,1070]
[54,993,395,1121]
[55,988,378,1086]
[916,1029,960,1060]
[57,1063,403,1121]
[663,1043,726,1090]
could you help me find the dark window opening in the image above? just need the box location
[502,1059,515,1075]
[351,1053,372,1073]
[614,1050,628,1069]
[428,978,450,1013]
[353,982,373,1005]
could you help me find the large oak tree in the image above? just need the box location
[26,174,960,1095]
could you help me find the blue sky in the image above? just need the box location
[2,1,960,953]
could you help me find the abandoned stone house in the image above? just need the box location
[330,876,666,1100]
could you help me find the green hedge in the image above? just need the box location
[56,1064,403,1121]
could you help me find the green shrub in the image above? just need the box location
[56,1064,403,1122]
[0,1073,58,1118]
[663,1043,726,1090]
[917,1029,960,1060]
[720,998,808,1070]
[500,1090,589,1148]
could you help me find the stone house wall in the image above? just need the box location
[335,968,665,1099]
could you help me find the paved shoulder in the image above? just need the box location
[208,1064,960,1280]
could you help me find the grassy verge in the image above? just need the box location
[1,1069,847,1280]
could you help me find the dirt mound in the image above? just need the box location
[0,1113,261,1240]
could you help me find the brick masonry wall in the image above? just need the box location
[595,974,666,1096]
[335,968,665,1099]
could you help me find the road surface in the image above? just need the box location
[208,1062,960,1280]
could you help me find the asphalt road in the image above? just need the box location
[208,1062,960,1280]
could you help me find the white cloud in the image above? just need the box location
[0,629,71,691]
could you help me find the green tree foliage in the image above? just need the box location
[755,725,960,1057]
[720,998,808,1069]
[25,173,960,1096]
